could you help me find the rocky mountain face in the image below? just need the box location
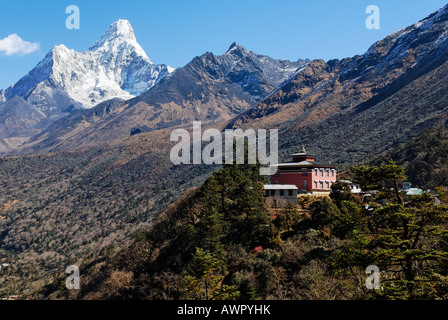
[12,43,308,154]
[229,4,448,165]
[0,96,48,153]
[127,42,308,123]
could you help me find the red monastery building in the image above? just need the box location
[270,147,337,195]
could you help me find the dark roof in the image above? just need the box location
[276,160,337,169]
[291,152,316,158]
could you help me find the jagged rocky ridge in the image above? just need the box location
[12,43,308,154]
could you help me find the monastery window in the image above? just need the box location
[280,190,285,196]
[314,181,318,189]
[303,180,308,189]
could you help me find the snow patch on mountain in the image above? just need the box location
[340,3,448,82]
[222,42,308,86]
[210,42,309,100]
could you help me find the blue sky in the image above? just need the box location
[0,0,447,89]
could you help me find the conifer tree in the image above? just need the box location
[339,162,448,299]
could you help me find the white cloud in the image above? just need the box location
[0,34,40,56]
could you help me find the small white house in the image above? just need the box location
[0,263,9,270]
[338,180,362,194]
[402,182,423,196]
[264,184,298,206]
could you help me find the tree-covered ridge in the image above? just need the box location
[40,159,448,300]
[339,162,448,299]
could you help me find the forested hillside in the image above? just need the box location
[0,130,215,297]
[384,126,448,189]
[39,159,448,300]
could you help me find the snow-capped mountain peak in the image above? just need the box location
[2,19,173,113]
[89,19,151,63]
[106,19,135,40]
[91,19,137,48]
